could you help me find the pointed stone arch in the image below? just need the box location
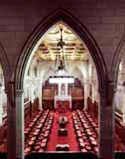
[0,41,10,155]
[13,8,111,159]
[15,8,107,90]
[111,29,125,156]
[0,42,10,88]
[111,32,125,87]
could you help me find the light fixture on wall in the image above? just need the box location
[49,27,74,84]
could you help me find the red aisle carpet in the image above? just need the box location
[47,111,79,151]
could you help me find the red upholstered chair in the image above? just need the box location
[34,145,40,152]
[93,146,98,153]
[78,138,83,143]
[41,127,46,133]
[32,118,37,122]
[89,136,95,141]
[77,133,82,138]
[42,138,48,143]
[28,133,34,138]
[24,127,30,133]
[81,119,86,123]
[40,142,47,150]
[55,144,70,151]
[82,136,88,140]
[84,141,91,147]
[28,140,35,146]
[44,131,49,137]
[75,125,79,130]
[89,118,93,122]
[24,146,31,155]
[79,128,84,133]
[86,145,92,151]
[46,125,51,130]
[38,135,44,141]
[86,131,93,136]
[40,119,45,123]
[36,123,43,129]
[91,140,97,146]
[29,121,35,126]
[79,142,85,149]
[74,120,78,124]
[81,148,87,152]
[30,136,36,142]
[32,129,40,136]
[35,141,41,146]
[38,148,44,152]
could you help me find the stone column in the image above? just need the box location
[7,82,16,159]
[122,86,125,125]
[16,89,24,159]
[38,81,42,111]
[29,81,34,103]
[0,85,3,124]
[65,83,68,96]
[92,80,95,103]
[99,80,114,159]
[58,83,61,96]
[84,79,89,110]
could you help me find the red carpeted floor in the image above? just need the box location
[47,111,79,151]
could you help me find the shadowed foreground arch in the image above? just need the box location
[13,8,112,159]
[111,30,125,156]
[0,42,10,88]
[111,32,125,87]
[15,8,107,90]
[0,41,11,158]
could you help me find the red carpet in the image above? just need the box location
[47,111,79,151]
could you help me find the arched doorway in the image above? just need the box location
[0,64,7,152]
[14,9,108,159]
[114,58,125,152]
[0,43,10,157]
[111,32,125,158]
[112,38,125,154]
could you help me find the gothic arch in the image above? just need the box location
[0,42,10,88]
[111,32,125,88]
[14,8,107,91]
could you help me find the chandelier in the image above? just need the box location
[49,27,74,84]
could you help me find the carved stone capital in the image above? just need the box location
[15,89,24,96]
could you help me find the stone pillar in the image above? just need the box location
[38,81,42,111]
[99,80,114,159]
[92,80,95,103]
[7,82,16,159]
[84,79,89,110]
[16,89,24,159]
[58,83,61,96]
[0,86,3,124]
[29,81,34,103]
[65,83,68,96]
[122,86,125,125]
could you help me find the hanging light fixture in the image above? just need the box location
[49,26,74,84]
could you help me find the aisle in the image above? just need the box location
[47,111,79,151]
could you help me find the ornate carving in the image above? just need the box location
[16,89,24,96]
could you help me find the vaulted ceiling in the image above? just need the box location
[35,22,89,61]
[27,22,97,84]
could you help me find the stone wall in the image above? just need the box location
[0,0,124,80]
